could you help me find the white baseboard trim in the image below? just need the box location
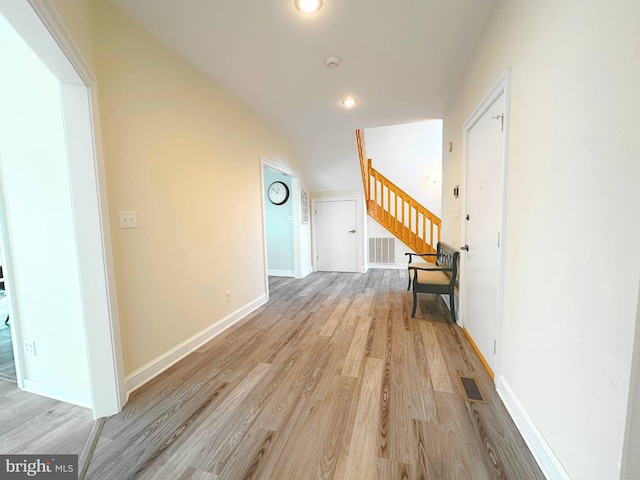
[22,379,92,409]
[368,262,407,270]
[268,269,295,277]
[125,294,268,396]
[495,375,570,480]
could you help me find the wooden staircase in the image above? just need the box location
[356,129,441,258]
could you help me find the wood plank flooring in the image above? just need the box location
[0,379,94,456]
[83,270,545,480]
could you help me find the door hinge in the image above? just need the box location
[497,231,501,247]
[494,340,497,354]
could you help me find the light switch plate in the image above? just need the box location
[119,211,137,229]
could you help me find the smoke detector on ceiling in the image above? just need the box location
[324,56,342,69]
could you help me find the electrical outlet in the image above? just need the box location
[225,290,231,303]
[119,211,137,229]
[24,340,36,356]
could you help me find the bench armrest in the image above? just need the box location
[405,252,437,263]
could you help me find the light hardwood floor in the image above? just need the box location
[80,270,544,480]
[0,378,94,456]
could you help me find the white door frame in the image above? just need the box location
[260,157,303,299]
[311,194,366,273]
[460,69,511,379]
[0,0,125,417]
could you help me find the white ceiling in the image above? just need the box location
[107,0,498,191]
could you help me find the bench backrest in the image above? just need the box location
[435,243,460,285]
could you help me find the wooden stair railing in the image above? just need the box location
[355,129,441,258]
[356,128,370,203]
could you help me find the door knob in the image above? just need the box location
[348,229,356,233]
[460,245,469,251]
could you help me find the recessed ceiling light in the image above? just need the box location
[294,0,323,14]
[341,97,358,108]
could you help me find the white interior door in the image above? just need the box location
[316,199,358,272]
[462,88,507,373]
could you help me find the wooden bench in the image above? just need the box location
[405,242,459,322]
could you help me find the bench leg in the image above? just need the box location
[448,292,456,324]
[406,269,412,291]
[411,290,418,318]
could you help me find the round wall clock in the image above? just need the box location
[267,181,289,205]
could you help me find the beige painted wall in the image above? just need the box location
[442,1,640,478]
[90,0,301,373]
[49,0,301,375]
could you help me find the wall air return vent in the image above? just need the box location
[369,237,396,264]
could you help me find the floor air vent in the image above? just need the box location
[458,376,487,403]
[369,237,395,263]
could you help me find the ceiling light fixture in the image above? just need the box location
[294,0,323,14]
[324,56,342,69]
[341,97,358,108]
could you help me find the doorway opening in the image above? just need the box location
[264,167,296,278]
[0,3,124,417]
[260,158,313,300]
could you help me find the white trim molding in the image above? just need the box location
[23,379,92,410]
[367,262,407,270]
[125,295,267,396]
[268,269,296,277]
[496,375,571,480]
[27,0,94,85]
